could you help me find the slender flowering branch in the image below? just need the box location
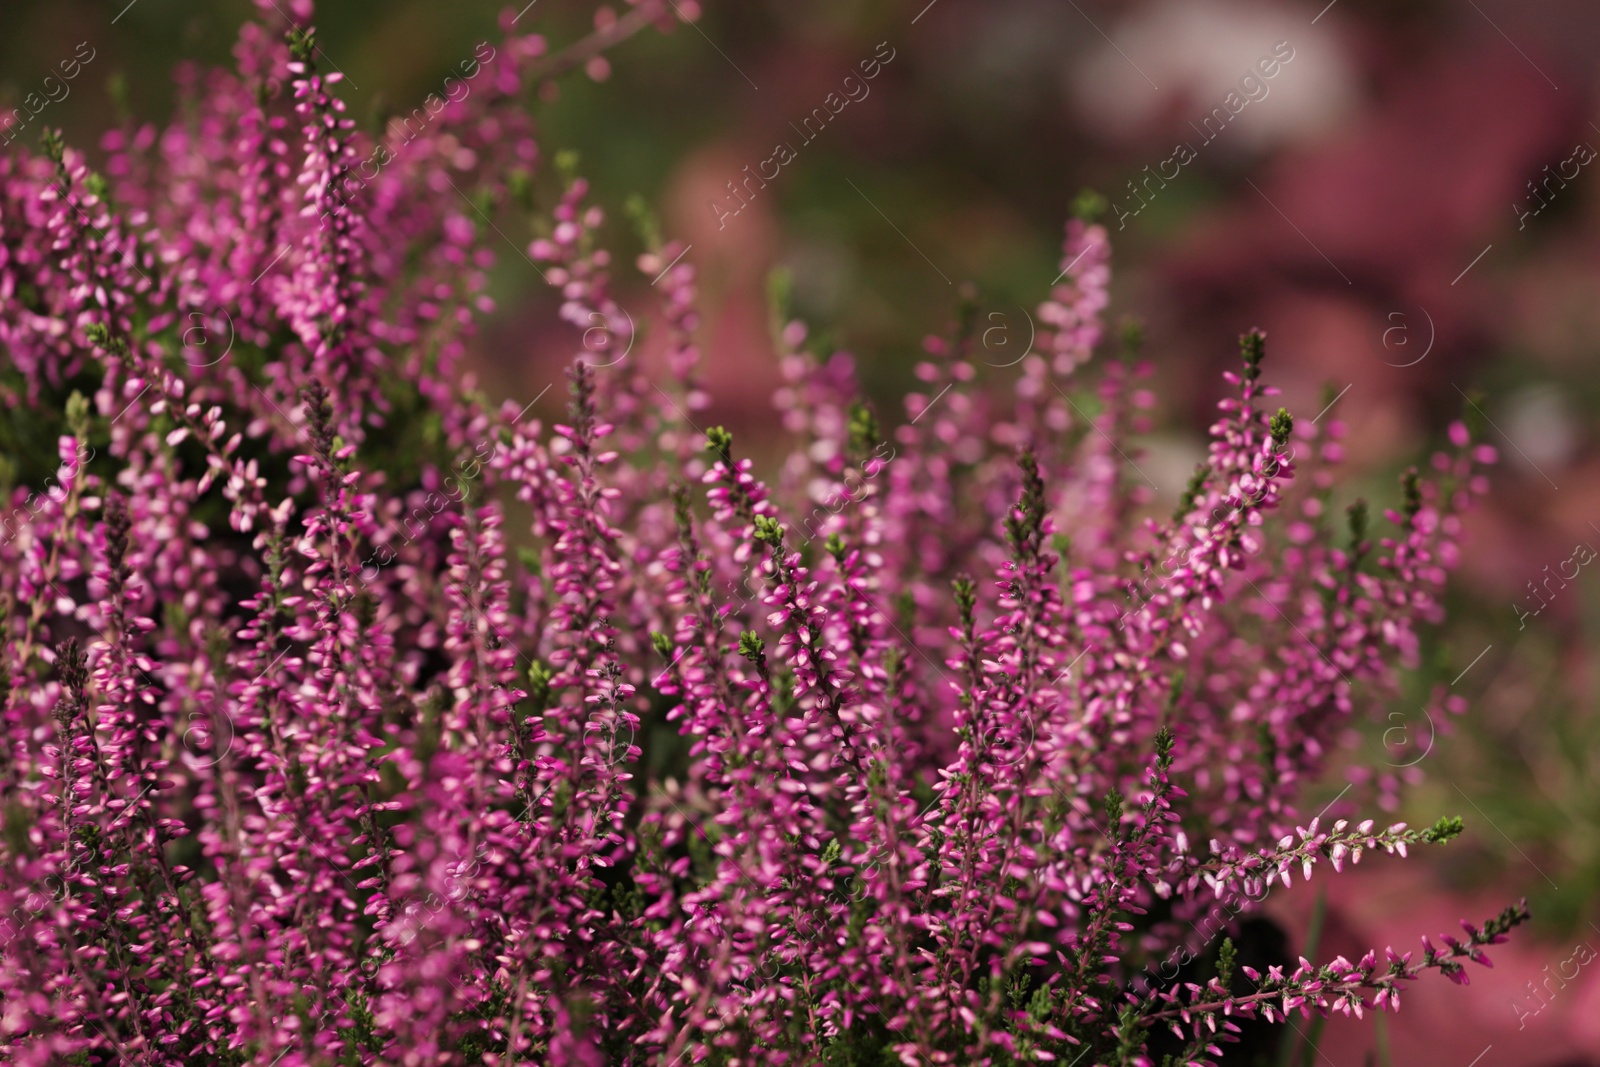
[0,6,1519,1065]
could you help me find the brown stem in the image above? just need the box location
[524,2,668,83]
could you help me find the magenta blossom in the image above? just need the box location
[0,3,1521,1064]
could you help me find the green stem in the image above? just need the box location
[1275,885,1327,1067]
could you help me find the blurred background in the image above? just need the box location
[3,0,1597,1062]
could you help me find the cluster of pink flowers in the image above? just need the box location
[0,3,1523,1064]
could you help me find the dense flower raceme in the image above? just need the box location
[0,4,1525,1065]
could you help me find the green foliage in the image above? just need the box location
[1102,788,1125,836]
[953,575,977,623]
[705,425,734,467]
[1269,407,1294,447]
[449,982,514,1061]
[846,401,880,458]
[1071,188,1108,223]
[819,1021,900,1066]
[2,800,32,860]
[83,321,129,357]
[1005,449,1047,556]
[1400,466,1422,521]
[625,192,662,249]
[1346,498,1369,547]
[1258,720,1279,773]
[286,26,317,64]
[737,629,766,666]
[1215,936,1236,988]
[1173,464,1209,522]
[753,514,785,547]
[1119,317,1145,356]
[1420,815,1465,844]
[526,660,556,713]
[768,268,795,334]
[337,991,383,1066]
[1153,724,1175,770]
[1240,328,1267,381]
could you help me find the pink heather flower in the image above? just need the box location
[0,4,1525,1066]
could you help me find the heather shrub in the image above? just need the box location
[0,3,1525,1065]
